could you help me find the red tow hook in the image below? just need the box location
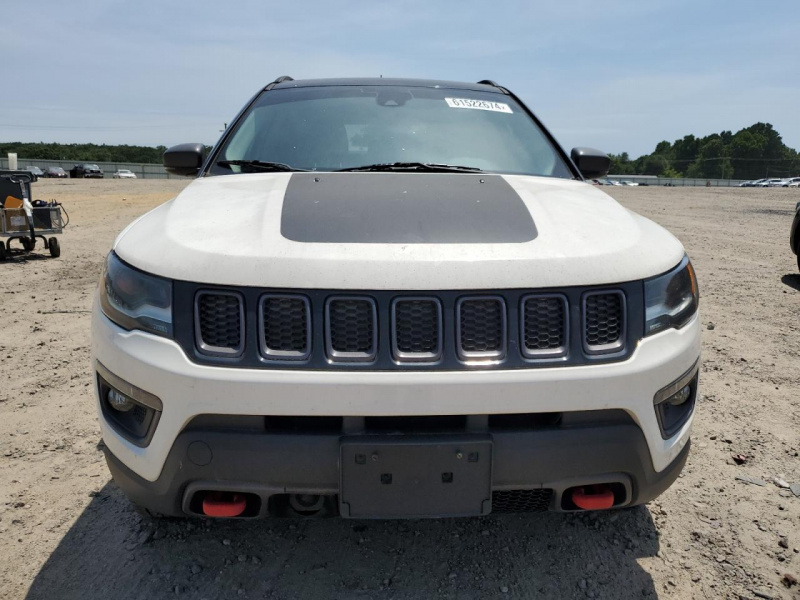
[202,491,247,517]
[571,485,615,510]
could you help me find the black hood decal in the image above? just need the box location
[280,173,537,244]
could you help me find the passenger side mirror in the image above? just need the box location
[164,143,205,177]
[570,147,611,179]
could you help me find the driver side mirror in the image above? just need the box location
[571,147,611,179]
[164,143,205,177]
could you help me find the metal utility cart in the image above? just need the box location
[0,170,66,260]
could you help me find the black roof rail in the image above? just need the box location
[265,75,294,90]
[476,79,509,94]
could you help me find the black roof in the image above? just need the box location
[270,77,505,94]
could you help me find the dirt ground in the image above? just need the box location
[0,179,799,600]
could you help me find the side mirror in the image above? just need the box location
[164,143,205,177]
[571,147,611,179]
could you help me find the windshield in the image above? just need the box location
[209,85,573,178]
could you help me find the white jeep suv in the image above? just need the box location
[92,77,700,519]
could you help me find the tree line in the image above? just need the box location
[0,142,170,164]
[609,123,800,180]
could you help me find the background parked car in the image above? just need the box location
[112,169,137,179]
[70,164,104,179]
[24,166,44,178]
[43,166,69,178]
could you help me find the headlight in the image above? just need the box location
[99,252,173,337]
[644,256,698,336]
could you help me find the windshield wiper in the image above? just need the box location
[217,160,310,173]
[337,162,483,173]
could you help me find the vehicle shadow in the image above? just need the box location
[25,480,661,600]
[781,273,800,292]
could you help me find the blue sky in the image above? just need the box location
[1,0,798,157]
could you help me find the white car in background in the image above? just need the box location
[113,169,137,179]
[781,177,800,187]
[762,179,784,187]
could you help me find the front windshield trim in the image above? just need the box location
[203,84,580,180]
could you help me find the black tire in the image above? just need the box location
[21,237,34,252]
[0,241,6,261]
[48,237,60,258]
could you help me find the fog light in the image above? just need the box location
[654,362,699,440]
[666,385,691,406]
[96,362,162,447]
[107,388,135,412]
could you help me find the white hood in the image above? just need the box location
[114,172,685,290]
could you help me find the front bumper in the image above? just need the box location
[92,297,700,515]
[105,423,691,517]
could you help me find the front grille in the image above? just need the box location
[583,291,625,353]
[181,284,639,370]
[260,295,310,360]
[325,297,377,361]
[457,297,506,360]
[195,292,244,356]
[492,489,553,513]
[392,298,442,361]
[521,294,568,358]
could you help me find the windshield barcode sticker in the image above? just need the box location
[445,98,513,113]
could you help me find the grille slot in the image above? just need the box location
[195,292,244,356]
[392,298,442,362]
[259,295,311,360]
[583,291,626,354]
[492,489,553,513]
[521,294,568,358]
[457,296,506,360]
[325,297,377,362]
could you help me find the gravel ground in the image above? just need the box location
[0,179,799,600]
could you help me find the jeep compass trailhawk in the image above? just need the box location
[92,77,700,519]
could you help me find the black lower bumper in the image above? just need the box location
[104,419,690,518]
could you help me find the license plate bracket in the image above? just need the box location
[340,435,492,518]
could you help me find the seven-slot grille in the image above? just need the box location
[392,298,442,362]
[260,295,311,360]
[521,294,568,358]
[191,289,630,365]
[457,297,506,360]
[195,291,244,356]
[583,291,626,353]
[325,297,378,362]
